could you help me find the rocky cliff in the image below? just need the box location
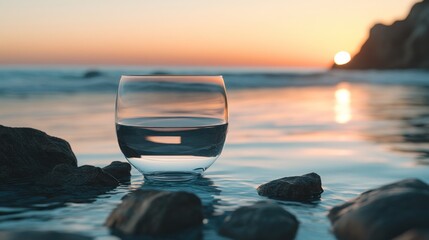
[333,0,429,69]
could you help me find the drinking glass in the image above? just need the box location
[115,75,228,181]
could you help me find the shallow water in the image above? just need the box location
[0,69,429,239]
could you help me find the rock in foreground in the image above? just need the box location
[0,125,77,184]
[257,172,323,201]
[105,190,203,236]
[219,201,299,240]
[102,161,131,181]
[0,125,131,209]
[0,125,131,187]
[328,179,429,240]
[0,161,131,209]
[333,0,429,69]
[37,164,119,187]
[0,231,92,240]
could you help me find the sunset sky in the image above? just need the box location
[0,0,419,68]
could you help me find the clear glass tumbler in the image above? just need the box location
[115,75,228,181]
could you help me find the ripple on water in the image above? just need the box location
[1,81,429,239]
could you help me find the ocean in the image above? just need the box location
[0,67,428,239]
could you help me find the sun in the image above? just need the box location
[334,51,351,65]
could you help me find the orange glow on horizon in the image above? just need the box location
[0,0,420,67]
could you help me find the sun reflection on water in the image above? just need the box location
[335,83,352,124]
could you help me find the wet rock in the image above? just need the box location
[0,125,129,211]
[394,229,429,240]
[0,125,77,184]
[0,183,110,211]
[0,230,92,240]
[141,176,221,218]
[333,0,429,69]
[257,172,323,201]
[219,201,299,240]
[0,161,130,210]
[83,70,102,78]
[105,190,204,236]
[328,179,429,240]
[102,161,131,181]
[37,164,118,187]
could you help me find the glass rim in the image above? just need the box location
[121,74,223,78]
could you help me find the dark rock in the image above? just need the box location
[0,183,111,211]
[0,125,77,184]
[219,201,299,240]
[0,230,92,240]
[328,179,429,240]
[394,229,429,240]
[257,172,323,201]
[141,176,221,218]
[102,161,131,181]
[83,70,102,78]
[333,0,429,69]
[105,189,204,236]
[0,124,127,212]
[0,161,129,210]
[37,164,118,187]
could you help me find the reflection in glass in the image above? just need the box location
[115,76,228,181]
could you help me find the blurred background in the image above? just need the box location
[0,0,420,67]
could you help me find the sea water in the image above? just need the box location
[116,117,228,180]
[3,69,429,240]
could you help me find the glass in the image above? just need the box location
[115,75,228,181]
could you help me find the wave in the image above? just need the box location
[0,68,428,96]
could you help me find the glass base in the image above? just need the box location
[143,171,201,182]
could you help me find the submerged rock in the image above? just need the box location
[333,0,429,69]
[257,172,323,201]
[328,179,429,240]
[219,201,299,240]
[37,164,118,187]
[0,231,92,240]
[105,189,204,236]
[102,161,131,181]
[0,125,77,184]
